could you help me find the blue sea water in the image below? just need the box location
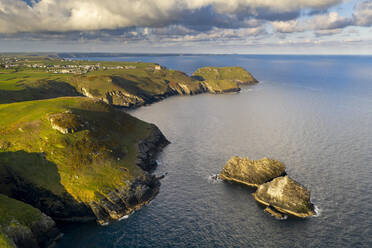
[56,55,372,248]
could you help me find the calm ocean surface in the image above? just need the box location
[56,55,372,248]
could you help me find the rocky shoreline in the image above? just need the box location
[0,64,258,248]
[78,66,258,109]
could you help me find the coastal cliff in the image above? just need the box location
[0,57,259,247]
[193,66,258,93]
[0,97,169,229]
[0,194,59,248]
[70,66,258,108]
[0,58,258,108]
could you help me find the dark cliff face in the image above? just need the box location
[137,125,170,171]
[1,164,94,221]
[77,66,259,109]
[0,98,170,229]
[89,174,161,225]
[0,124,169,226]
[0,194,60,248]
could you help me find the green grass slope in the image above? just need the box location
[68,65,204,107]
[0,232,15,248]
[1,58,258,107]
[192,66,258,93]
[0,68,80,104]
[0,194,57,248]
[0,97,167,223]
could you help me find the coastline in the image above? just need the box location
[0,58,258,248]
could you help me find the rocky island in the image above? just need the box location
[219,156,315,219]
[219,156,286,187]
[253,176,315,218]
[0,55,258,247]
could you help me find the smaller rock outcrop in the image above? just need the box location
[253,176,315,218]
[48,112,86,134]
[264,206,287,220]
[219,156,286,187]
[89,174,160,225]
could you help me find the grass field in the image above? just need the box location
[0,97,152,204]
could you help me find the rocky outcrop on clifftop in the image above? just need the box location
[253,176,315,218]
[219,156,286,187]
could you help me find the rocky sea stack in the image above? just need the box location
[220,156,315,219]
[219,156,286,187]
[253,176,315,218]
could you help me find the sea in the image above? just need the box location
[55,55,372,248]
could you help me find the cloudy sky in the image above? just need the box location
[0,0,372,54]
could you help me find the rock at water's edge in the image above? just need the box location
[219,156,286,187]
[264,206,287,220]
[253,176,315,218]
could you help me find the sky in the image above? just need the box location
[0,0,372,54]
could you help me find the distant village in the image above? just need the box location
[0,56,162,74]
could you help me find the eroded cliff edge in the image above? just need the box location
[0,194,59,248]
[0,60,259,247]
[0,97,169,247]
[66,65,258,108]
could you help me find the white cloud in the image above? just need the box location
[353,0,372,26]
[271,20,305,33]
[272,12,351,33]
[0,0,344,33]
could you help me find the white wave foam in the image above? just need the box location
[207,174,222,184]
[313,205,321,217]
[119,215,129,221]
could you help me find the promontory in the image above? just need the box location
[0,54,259,247]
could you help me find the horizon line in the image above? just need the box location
[1,52,372,56]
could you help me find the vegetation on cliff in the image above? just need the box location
[0,55,259,246]
[0,56,258,107]
[193,66,258,93]
[0,97,168,225]
[0,194,58,248]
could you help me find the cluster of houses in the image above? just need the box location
[0,61,141,74]
[0,56,163,74]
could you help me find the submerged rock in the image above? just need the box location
[219,156,286,187]
[253,176,315,218]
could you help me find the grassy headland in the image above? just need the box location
[0,54,258,247]
[0,55,258,107]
